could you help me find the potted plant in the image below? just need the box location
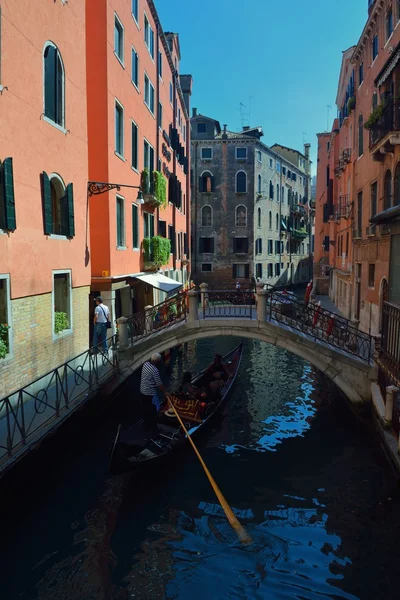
[365,103,386,130]
[347,96,356,112]
[54,311,69,334]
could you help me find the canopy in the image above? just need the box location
[134,272,183,293]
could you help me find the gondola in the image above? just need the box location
[109,342,243,472]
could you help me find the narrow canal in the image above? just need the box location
[2,337,400,599]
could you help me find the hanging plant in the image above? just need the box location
[141,168,150,194]
[347,96,356,112]
[365,103,386,129]
[152,171,167,209]
[143,236,171,266]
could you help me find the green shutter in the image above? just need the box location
[3,158,17,231]
[232,264,237,278]
[60,193,69,236]
[66,183,75,237]
[42,172,53,235]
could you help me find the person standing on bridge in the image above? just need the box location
[140,353,166,426]
[93,296,110,354]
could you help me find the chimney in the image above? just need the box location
[304,143,310,160]
[192,107,197,118]
[222,124,228,139]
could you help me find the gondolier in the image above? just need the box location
[140,353,166,426]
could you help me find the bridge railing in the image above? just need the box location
[377,301,400,386]
[266,290,372,362]
[201,290,255,319]
[0,336,119,472]
[126,292,187,345]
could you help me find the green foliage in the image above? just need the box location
[141,168,150,194]
[365,103,385,129]
[347,96,356,112]
[143,236,171,266]
[152,171,167,209]
[0,323,9,359]
[54,311,69,334]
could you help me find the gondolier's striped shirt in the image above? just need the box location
[140,361,162,396]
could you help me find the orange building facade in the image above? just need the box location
[315,1,400,344]
[86,0,192,327]
[0,0,90,397]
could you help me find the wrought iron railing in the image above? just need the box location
[201,290,255,319]
[265,291,372,362]
[378,301,400,386]
[369,99,400,148]
[126,292,187,345]
[0,336,119,473]
[335,195,351,220]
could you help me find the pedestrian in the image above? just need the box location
[93,296,110,354]
[140,353,166,426]
[236,281,241,291]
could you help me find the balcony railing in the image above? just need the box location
[334,195,351,219]
[378,301,400,386]
[369,98,400,148]
[366,224,377,236]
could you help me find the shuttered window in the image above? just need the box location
[132,204,139,248]
[232,264,249,278]
[0,158,17,231]
[199,237,214,253]
[44,44,64,127]
[233,237,248,253]
[41,171,74,237]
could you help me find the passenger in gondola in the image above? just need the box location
[180,371,201,398]
[206,353,230,382]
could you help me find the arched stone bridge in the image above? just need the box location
[118,287,378,406]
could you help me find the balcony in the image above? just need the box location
[290,204,306,217]
[143,236,171,270]
[366,224,377,237]
[334,194,351,220]
[368,98,400,160]
[334,149,352,176]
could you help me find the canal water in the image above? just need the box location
[1,337,400,599]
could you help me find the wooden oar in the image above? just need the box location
[167,395,252,546]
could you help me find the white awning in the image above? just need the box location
[134,272,183,293]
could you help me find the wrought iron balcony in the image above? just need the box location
[334,195,351,220]
[369,99,400,158]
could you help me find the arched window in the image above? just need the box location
[235,205,247,227]
[268,210,272,229]
[43,42,65,127]
[358,114,364,157]
[394,162,400,206]
[201,205,212,227]
[257,207,261,228]
[288,189,292,206]
[276,213,279,230]
[258,174,262,194]
[236,171,247,193]
[281,186,284,203]
[384,169,392,209]
[269,180,274,199]
[276,184,279,202]
[200,171,213,193]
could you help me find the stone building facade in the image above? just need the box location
[191,110,312,287]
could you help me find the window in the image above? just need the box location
[276,213,279,230]
[158,102,163,129]
[0,157,17,232]
[144,14,154,59]
[368,263,375,288]
[359,62,364,86]
[158,50,163,78]
[199,237,214,253]
[268,211,272,229]
[281,186,284,203]
[143,139,154,172]
[131,121,138,170]
[132,0,138,22]
[269,180,274,199]
[169,81,173,105]
[132,204,139,248]
[372,34,378,61]
[201,147,212,160]
[276,184,279,202]
[371,181,377,217]
[115,100,124,156]
[0,275,11,357]
[276,162,281,173]
[275,263,281,277]
[53,271,72,336]
[168,224,175,253]
[386,9,393,40]
[292,173,297,182]
[41,172,74,237]
[257,207,261,227]
[116,196,125,247]
[144,74,155,113]
[258,174,262,194]
[233,237,248,253]
[202,263,212,272]
[357,191,363,233]
[384,169,392,209]
[232,263,249,278]
[197,122,207,133]
[236,147,247,159]
[131,47,139,87]
[267,263,273,278]
[256,150,262,162]
[199,171,213,192]
[178,108,181,128]
[43,43,65,127]
[114,14,124,63]
[268,239,273,254]
[358,114,364,157]
[158,220,167,237]
[275,240,280,254]
[269,158,273,168]
[282,167,286,176]
[201,205,212,226]
[287,170,291,179]
[256,263,262,279]
[235,205,247,227]
[144,212,155,238]
[255,238,262,254]
[236,171,247,193]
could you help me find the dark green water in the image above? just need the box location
[1,337,400,599]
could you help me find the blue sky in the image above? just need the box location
[157,0,368,172]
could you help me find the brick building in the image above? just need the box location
[0,0,90,397]
[190,111,312,287]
